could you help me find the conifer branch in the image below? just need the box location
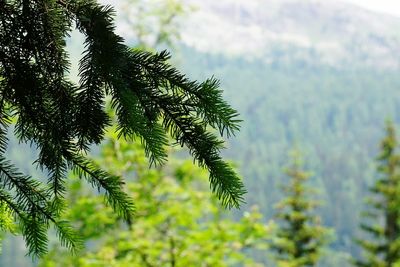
[0,0,244,256]
[69,154,135,221]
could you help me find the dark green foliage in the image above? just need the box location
[353,121,400,267]
[0,0,243,257]
[271,152,330,266]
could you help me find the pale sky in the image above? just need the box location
[341,0,400,17]
[101,0,400,18]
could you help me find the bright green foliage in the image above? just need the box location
[0,0,243,256]
[122,0,191,48]
[271,152,330,267]
[353,121,400,267]
[39,128,270,267]
[0,202,15,254]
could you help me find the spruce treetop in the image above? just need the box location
[354,121,400,267]
[0,0,244,256]
[271,151,330,267]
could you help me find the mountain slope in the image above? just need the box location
[181,0,400,69]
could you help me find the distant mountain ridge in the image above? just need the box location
[181,0,400,69]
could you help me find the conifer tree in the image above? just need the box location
[271,152,329,267]
[0,0,244,256]
[353,121,400,267]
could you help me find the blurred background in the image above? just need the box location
[2,0,400,266]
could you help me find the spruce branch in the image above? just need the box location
[0,158,80,256]
[0,0,244,256]
[69,153,135,221]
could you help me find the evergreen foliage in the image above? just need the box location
[353,121,400,267]
[271,151,330,267]
[0,0,243,257]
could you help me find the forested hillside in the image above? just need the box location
[173,0,400,262]
[178,45,400,259]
